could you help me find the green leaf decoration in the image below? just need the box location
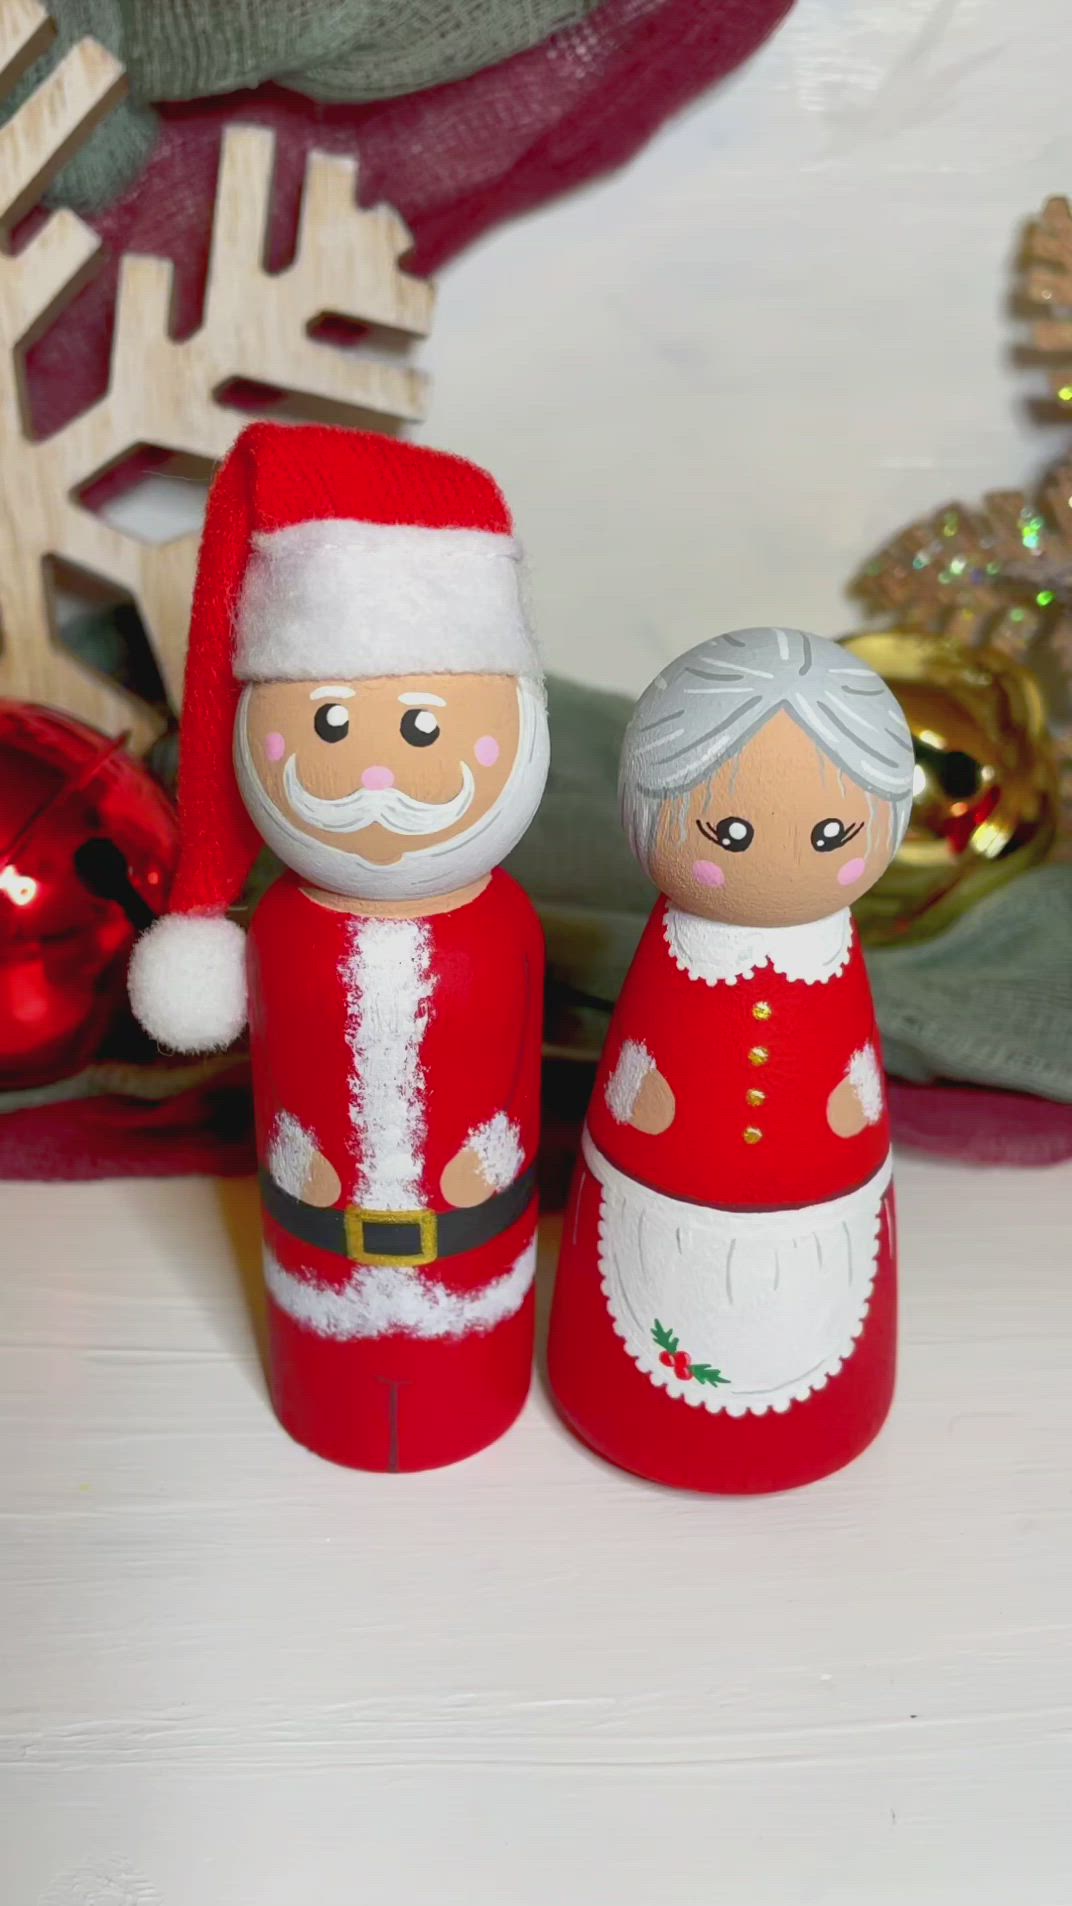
[652,1319,678,1354]
[691,1364,730,1387]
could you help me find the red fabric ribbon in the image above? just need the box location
[1,1070,1066,1183]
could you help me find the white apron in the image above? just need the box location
[582,1128,893,1418]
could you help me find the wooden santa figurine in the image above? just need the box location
[548,627,915,1493]
[129,423,549,1473]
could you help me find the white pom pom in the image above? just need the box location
[128,914,248,1053]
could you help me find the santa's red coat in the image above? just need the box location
[549,902,897,1493]
[248,868,543,1472]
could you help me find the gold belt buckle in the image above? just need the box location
[343,1206,438,1268]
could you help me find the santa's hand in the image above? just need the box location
[827,1044,884,1138]
[605,1040,676,1134]
[266,1111,342,1206]
[303,1149,343,1207]
[441,1113,524,1206]
[440,1146,494,1208]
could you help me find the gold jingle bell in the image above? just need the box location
[843,632,1059,946]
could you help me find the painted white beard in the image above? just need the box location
[283,755,476,837]
[234,676,550,901]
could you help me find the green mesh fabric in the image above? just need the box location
[507,679,1072,1102]
[3,0,601,209]
[36,638,1072,1102]
[118,0,601,103]
[868,865,1072,1103]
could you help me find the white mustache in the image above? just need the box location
[283,756,476,837]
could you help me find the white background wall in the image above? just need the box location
[430,0,1070,697]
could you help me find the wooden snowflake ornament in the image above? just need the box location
[0,1,435,752]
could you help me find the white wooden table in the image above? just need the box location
[2,1154,1070,1904]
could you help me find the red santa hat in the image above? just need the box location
[128,421,537,1053]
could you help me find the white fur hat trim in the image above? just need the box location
[234,520,534,681]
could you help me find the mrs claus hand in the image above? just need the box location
[631,1068,676,1135]
[826,1076,869,1139]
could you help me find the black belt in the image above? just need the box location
[260,1164,538,1268]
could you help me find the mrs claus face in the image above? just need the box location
[647,710,898,928]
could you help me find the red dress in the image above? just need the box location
[548,902,897,1493]
[248,868,544,1471]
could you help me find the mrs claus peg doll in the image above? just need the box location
[129,423,549,1473]
[548,628,915,1494]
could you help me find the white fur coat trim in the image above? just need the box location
[605,1039,655,1123]
[265,1112,318,1199]
[664,906,853,988]
[847,1043,884,1125]
[466,1113,524,1191]
[235,519,536,680]
[344,915,434,1211]
[263,1232,537,1340]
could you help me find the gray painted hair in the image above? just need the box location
[620,627,915,867]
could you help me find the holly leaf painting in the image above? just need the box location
[690,1363,730,1387]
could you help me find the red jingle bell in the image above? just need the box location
[0,702,178,1090]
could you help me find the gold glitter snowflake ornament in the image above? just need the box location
[851,195,1072,834]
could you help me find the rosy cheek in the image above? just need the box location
[264,731,286,763]
[474,735,500,768]
[692,859,725,889]
[837,855,867,888]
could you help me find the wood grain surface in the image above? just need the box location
[1,1155,1070,1903]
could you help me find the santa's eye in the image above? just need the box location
[811,817,863,852]
[697,815,754,852]
[313,703,349,743]
[400,708,440,747]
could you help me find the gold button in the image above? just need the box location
[743,1126,763,1144]
[746,1088,766,1107]
[752,1001,772,1021]
[748,1046,769,1067]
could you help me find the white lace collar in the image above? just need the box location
[663,905,853,988]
